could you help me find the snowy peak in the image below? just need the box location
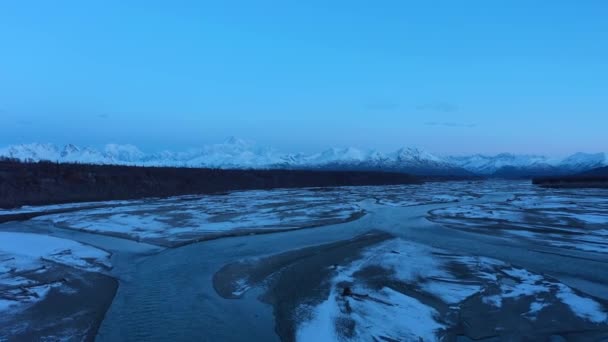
[104,144,145,163]
[1,140,606,176]
[61,144,80,157]
[223,136,251,147]
[314,147,369,164]
[560,152,607,170]
[0,143,141,165]
[393,147,444,164]
[291,146,452,172]
[447,153,557,175]
[0,143,61,162]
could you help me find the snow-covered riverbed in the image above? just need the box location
[1,180,607,341]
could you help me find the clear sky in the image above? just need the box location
[1,1,606,155]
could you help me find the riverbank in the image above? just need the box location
[214,231,608,341]
[0,232,118,341]
[2,180,607,341]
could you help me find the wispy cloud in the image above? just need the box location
[416,102,458,113]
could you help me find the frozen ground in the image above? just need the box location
[0,180,482,217]
[215,235,608,341]
[20,182,488,246]
[429,185,608,254]
[31,189,363,246]
[2,180,607,341]
[0,200,134,216]
[299,239,608,340]
[0,232,115,341]
[0,232,111,313]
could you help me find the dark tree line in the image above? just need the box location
[0,159,421,208]
[533,166,608,188]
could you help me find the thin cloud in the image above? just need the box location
[416,102,459,113]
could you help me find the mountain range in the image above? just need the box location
[1,138,606,177]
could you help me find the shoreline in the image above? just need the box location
[2,180,607,341]
[0,265,118,341]
[213,231,608,341]
[213,231,393,340]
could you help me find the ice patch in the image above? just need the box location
[297,287,444,342]
[296,296,340,342]
[354,239,447,283]
[35,188,365,243]
[479,266,608,324]
[556,284,607,323]
[0,232,110,271]
[0,233,112,315]
[497,268,550,301]
[231,278,251,297]
[525,301,549,320]
[0,283,59,313]
[482,295,503,307]
[423,281,482,304]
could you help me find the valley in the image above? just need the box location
[1,180,607,341]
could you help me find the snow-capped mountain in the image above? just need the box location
[0,143,64,162]
[447,152,608,177]
[0,140,467,175]
[446,153,559,175]
[559,152,608,171]
[277,146,468,175]
[290,147,389,168]
[0,143,141,165]
[104,144,145,163]
[146,137,286,168]
[391,147,455,170]
[1,139,606,177]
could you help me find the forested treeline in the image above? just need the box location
[533,166,608,188]
[0,158,420,208]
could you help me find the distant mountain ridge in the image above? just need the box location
[1,138,606,177]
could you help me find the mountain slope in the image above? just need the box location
[1,140,606,177]
[560,152,608,171]
[447,153,558,175]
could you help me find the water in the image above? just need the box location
[5,182,607,341]
[95,191,608,341]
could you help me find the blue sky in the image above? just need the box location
[1,1,607,155]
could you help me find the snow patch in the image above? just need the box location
[0,232,110,271]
